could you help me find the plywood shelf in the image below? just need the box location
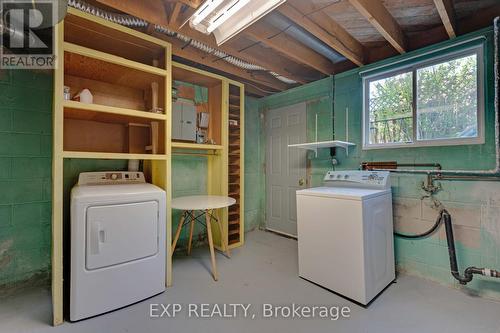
[171,142,223,150]
[64,42,167,77]
[63,100,166,122]
[62,151,167,160]
[64,8,167,67]
[64,51,165,91]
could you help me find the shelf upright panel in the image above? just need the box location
[164,43,173,287]
[208,80,229,250]
[52,20,65,327]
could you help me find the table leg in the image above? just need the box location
[205,209,218,281]
[171,211,186,256]
[187,211,195,256]
[215,209,231,258]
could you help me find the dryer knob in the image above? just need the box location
[111,174,118,180]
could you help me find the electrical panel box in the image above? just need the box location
[172,100,197,142]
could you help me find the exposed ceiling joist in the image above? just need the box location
[95,0,300,88]
[278,3,364,66]
[243,22,336,75]
[168,2,184,28]
[176,0,201,9]
[348,0,407,54]
[433,0,456,38]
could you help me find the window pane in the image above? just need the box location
[368,72,413,144]
[416,54,478,140]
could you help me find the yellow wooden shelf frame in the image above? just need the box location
[171,64,245,251]
[63,100,167,121]
[52,8,172,327]
[53,8,245,327]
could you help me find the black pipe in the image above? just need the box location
[394,210,444,239]
[442,211,477,284]
[395,209,500,284]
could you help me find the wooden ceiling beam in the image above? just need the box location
[244,22,336,75]
[176,0,201,9]
[278,3,364,66]
[348,0,407,54]
[433,0,456,38]
[96,0,303,86]
[169,2,184,28]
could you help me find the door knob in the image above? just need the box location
[299,178,305,186]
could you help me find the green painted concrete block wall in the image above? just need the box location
[0,70,53,287]
[333,28,500,300]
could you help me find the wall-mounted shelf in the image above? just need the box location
[62,151,167,160]
[288,140,356,156]
[63,100,167,121]
[171,142,223,150]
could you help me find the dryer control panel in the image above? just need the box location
[323,171,391,189]
[78,172,146,185]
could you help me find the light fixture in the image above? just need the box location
[206,0,250,33]
[189,0,287,45]
[191,0,224,26]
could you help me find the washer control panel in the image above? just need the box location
[78,172,146,185]
[323,171,390,189]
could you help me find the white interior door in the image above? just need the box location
[265,102,307,236]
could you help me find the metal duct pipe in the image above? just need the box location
[67,0,297,85]
[266,13,346,63]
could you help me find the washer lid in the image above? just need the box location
[296,186,390,200]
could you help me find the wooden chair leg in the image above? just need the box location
[215,209,231,258]
[171,211,186,256]
[187,211,195,255]
[205,209,218,281]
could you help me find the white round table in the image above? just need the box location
[171,195,236,210]
[171,195,236,281]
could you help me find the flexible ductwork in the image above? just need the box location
[266,13,346,63]
[67,0,297,85]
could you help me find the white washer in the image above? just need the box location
[70,171,166,321]
[296,170,395,305]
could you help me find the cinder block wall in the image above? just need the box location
[0,70,53,288]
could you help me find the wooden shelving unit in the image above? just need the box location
[170,63,244,251]
[227,82,244,247]
[52,8,172,326]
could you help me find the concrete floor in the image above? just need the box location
[2,229,500,333]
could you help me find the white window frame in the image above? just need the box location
[362,44,485,150]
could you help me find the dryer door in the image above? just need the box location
[86,201,159,270]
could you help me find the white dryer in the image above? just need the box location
[70,171,166,321]
[296,170,395,305]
